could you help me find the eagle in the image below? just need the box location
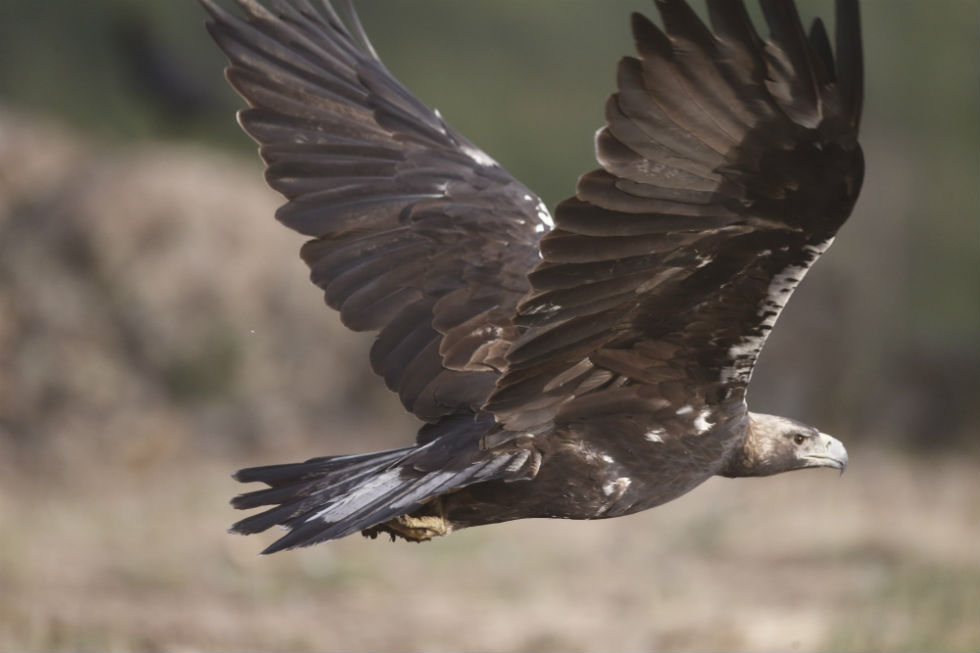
[201,0,863,552]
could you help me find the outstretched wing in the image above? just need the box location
[201,0,551,424]
[487,0,863,431]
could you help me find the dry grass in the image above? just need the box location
[0,444,976,652]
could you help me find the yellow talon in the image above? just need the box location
[362,513,452,542]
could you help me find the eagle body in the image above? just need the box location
[202,0,862,552]
[434,406,748,526]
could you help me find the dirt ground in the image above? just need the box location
[0,443,976,652]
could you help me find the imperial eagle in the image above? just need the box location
[200,0,863,552]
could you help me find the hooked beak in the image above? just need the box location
[804,432,849,475]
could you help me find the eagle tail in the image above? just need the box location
[229,441,524,553]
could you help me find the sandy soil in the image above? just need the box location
[0,444,976,652]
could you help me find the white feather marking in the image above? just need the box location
[721,237,836,383]
[460,143,497,168]
[432,108,448,135]
[694,254,713,269]
[693,408,714,434]
[521,192,554,231]
[601,454,614,464]
[602,476,631,497]
[644,428,666,443]
[523,301,561,315]
[676,405,694,416]
[535,199,554,229]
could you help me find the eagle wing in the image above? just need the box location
[201,0,550,424]
[486,0,863,432]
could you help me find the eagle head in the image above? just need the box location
[720,412,849,478]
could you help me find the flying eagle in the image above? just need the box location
[201,0,863,552]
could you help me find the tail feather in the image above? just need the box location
[233,447,412,486]
[266,455,515,552]
[230,440,527,552]
[231,448,412,509]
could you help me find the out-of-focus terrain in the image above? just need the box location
[0,1,978,651]
[1,436,976,651]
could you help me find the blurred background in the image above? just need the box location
[0,1,977,651]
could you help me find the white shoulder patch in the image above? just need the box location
[693,408,714,434]
[721,237,836,384]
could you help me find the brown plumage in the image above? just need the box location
[201,0,862,552]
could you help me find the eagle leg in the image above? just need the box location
[362,514,452,542]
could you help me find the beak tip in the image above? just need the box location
[816,431,848,476]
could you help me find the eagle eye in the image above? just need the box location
[793,433,806,445]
